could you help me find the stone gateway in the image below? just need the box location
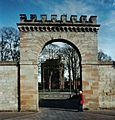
[17,14,100,111]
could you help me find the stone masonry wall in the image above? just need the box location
[99,62,115,109]
[0,62,18,111]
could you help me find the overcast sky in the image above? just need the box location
[0,0,115,60]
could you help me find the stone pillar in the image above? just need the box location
[80,31,99,110]
[20,32,39,111]
[20,64,38,111]
[82,64,99,110]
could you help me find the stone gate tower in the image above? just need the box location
[17,14,100,111]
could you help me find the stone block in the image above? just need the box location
[70,15,77,23]
[80,15,87,23]
[51,15,57,23]
[41,15,47,23]
[83,81,89,86]
[61,15,67,23]
[84,90,93,95]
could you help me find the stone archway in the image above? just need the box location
[17,14,100,111]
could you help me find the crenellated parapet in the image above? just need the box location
[17,14,100,32]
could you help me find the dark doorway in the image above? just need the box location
[38,39,82,109]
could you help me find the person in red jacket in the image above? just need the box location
[78,90,84,112]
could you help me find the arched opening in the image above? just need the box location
[38,39,82,109]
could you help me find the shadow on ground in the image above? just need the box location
[39,95,80,109]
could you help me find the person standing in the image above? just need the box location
[78,90,84,112]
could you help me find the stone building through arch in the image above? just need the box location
[40,39,82,91]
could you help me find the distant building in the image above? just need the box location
[41,59,64,90]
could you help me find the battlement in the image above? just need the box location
[17,14,100,32]
[19,14,98,24]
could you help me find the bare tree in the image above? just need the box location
[60,44,80,89]
[98,49,112,62]
[0,27,20,61]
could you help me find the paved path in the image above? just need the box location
[0,108,115,120]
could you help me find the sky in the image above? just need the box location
[0,0,115,60]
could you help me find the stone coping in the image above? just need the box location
[0,61,114,65]
[0,61,18,66]
[82,61,114,65]
[98,61,114,65]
